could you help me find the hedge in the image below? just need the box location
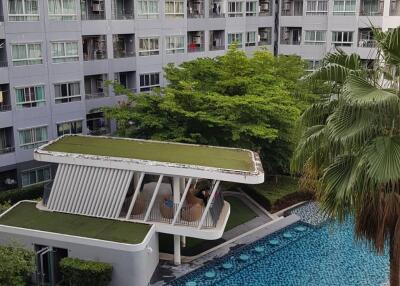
[0,185,44,204]
[0,245,34,286]
[271,191,315,212]
[60,257,113,286]
[237,184,272,211]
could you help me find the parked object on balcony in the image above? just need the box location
[160,195,174,219]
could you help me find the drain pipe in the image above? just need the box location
[173,176,181,265]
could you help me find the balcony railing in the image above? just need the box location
[121,189,225,229]
[210,45,225,51]
[0,61,8,68]
[114,50,135,58]
[87,127,111,136]
[83,51,107,61]
[188,44,205,52]
[0,104,11,112]
[112,10,134,19]
[85,92,107,100]
[81,13,106,20]
[358,39,377,48]
[0,146,15,155]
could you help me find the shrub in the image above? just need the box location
[239,184,272,211]
[272,191,315,212]
[0,201,11,214]
[0,185,44,204]
[0,245,34,286]
[60,257,113,286]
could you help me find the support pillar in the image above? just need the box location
[173,176,181,265]
[181,236,186,248]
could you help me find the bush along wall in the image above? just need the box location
[0,184,44,204]
[60,257,113,286]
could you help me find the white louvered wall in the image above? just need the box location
[47,164,134,219]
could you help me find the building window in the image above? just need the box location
[227,1,243,17]
[51,41,79,63]
[11,43,42,66]
[139,73,160,92]
[8,0,39,21]
[165,0,184,17]
[138,37,159,56]
[245,31,256,46]
[306,0,328,14]
[246,1,257,15]
[21,166,51,187]
[55,82,81,104]
[228,33,243,48]
[306,59,321,71]
[48,0,77,20]
[333,0,356,15]
[165,36,185,54]
[57,120,83,136]
[304,30,326,45]
[15,86,45,108]
[18,126,48,150]
[332,31,353,47]
[137,0,159,18]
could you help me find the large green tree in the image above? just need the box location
[105,47,313,172]
[292,27,400,285]
[0,245,34,286]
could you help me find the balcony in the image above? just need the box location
[210,0,225,17]
[358,28,377,48]
[84,74,108,99]
[188,0,205,18]
[112,0,134,19]
[259,27,272,45]
[282,0,303,15]
[0,169,17,192]
[83,35,107,61]
[259,0,272,15]
[114,71,136,94]
[0,86,11,112]
[113,34,135,58]
[81,0,106,20]
[210,30,225,51]
[86,112,111,135]
[227,1,244,17]
[0,127,15,155]
[0,40,7,68]
[360,0,383,15]
[280,27,302,45]
[188,31,205,52]
[390,0,400,15]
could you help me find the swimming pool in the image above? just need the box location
[170,217,389,286]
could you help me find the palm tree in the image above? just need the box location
[292,27,400,285]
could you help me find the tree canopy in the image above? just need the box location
[105,47,314,172]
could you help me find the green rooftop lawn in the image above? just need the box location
[0,202,150,244]
[252,175,299,204]
[44,136,254,172]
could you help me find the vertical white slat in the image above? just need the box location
[101,169,125,218]
[76,166,95,214]
[53,164,74,211]
[112,171,134,218]
[144,175,164,221]
[95,168,118,217]
[109,170,132,218]
[84,167,105,215]
[172,178,193,225]
[125,172,145,219]
[197,180,220,230]
[87,167,109,216]
[67,165,89,213]
[46,164,66,208]
[63,165,84,212]
[71,166,90,213]
[49,164,69,210]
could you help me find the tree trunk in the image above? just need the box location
[390,236,400,286]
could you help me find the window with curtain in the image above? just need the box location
[12,43,42,66]
[245,31,256,46]
[332,31,354,46]
[139,73,160,92]
[57,120,83,136]
[165,36,185,54]
[304,30,326,45]
[137,0,159,18]
[15,86,45,108]
[55,82,81,103]
[333,0,356,14]
[8,0,39,21]
[228,1,243,16]
[21,166,51,187]
[18,126,48,150]
[48,0,77,20]
[51,41,79,63]
[138,37,159,56]
[306,0,328,14]
[246,1,257,15]
[165,0,184,17]
[228,33,243,47]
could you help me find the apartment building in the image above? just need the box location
[0,0,397,190]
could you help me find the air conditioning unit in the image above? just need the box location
[92,2,104,12]
[261,3,270,11]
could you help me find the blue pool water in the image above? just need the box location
[171,218,389,286]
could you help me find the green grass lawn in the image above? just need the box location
[0,202,150,244]
[44,135,254,171]
[159,195,257,256]
[251,176,299,204]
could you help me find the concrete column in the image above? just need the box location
[173,176,181,265]
[181,236,186,248]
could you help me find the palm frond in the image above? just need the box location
[374,26,400,66]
